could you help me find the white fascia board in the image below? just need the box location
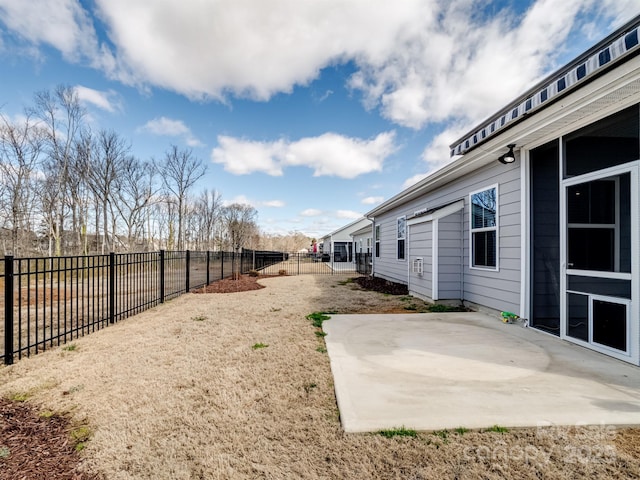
[407,200,465,226]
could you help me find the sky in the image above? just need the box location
[0,1,639,240]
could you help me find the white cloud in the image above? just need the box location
[263,200,285,208]
[74,85,120,112]
[0,0,113,68]
[301,209,323,216]
[138,116,203,147]
[336,210,362,220]
[2,1,637,136]
[361,196,384,205]
[211,131,397,179]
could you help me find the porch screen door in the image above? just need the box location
[561,164,638,361]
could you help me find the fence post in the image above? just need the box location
[220,251,224,280]
[160,250,165,303]
[206,251,210,285]
[109,252,116,324]
[4,256,14,365]
[185,250,190,293]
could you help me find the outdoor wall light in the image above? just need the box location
[498,144,516,164]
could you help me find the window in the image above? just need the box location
[470,186,498,269]
[375,225,380,257]
[366,237,372,254]
[397,217,406,260]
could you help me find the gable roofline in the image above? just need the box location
[321,217,371,239]
[450,14,640,157]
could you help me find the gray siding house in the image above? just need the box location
[366,16,640,365]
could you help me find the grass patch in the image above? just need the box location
[0,446,10,459]
[316,346,327,353]
[433,429,450,443]
[455,426,469,435]
[8,392,30,402]
[337,278,354,286]
[251,343,269,350]
[70,424,92,451]
[485,424,509,433]
[303,382,317,394]
[404,304,418,311]
[314,331,327,338]
[192,315,207,322]
[306,312,331,328]
[378,426,418,439]
[62,343,77,351]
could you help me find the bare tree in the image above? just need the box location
[222,203,258,254]
[84,130,130,253]
[194,189,223,250]
[31,85,85,256]
[160,146,207,250]
[0,113,44,255]
[114,158,158,250]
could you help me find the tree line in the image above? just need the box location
[0,85,308,257]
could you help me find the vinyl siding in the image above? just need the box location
[408,222,432,299]
[372,159,521,313]
[437,211,463,300]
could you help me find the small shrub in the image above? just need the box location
[62,343,77,351]
[378,426,418,438]
[316,346,327,353]
[248,270,259,277]
[252,343,269,350]
[278,269,287,276]
[315,331,327,338]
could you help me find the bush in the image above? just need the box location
[278,269,287,276]
[248,270,259,277]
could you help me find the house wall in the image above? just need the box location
[437,210,464,300]
[372,159,521,313]
[408,222,433,300]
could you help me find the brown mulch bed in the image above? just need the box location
[353,275,409,295]
[0,398,98,480]
[192,274,270,293]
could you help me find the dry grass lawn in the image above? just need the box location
[1,274,639,479]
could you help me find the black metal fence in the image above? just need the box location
[355,252,372,275]
[1,249,361,365]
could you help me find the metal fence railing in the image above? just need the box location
[1,249,363,365]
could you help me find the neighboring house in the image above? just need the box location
[320,217,372,263]
[366,16,640,365]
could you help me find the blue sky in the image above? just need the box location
[1,0,639,239]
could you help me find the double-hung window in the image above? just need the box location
[470,185,498,269]
[375,225,380,257]
[397,216,406,260]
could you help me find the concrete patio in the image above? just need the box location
[323,312,640,433]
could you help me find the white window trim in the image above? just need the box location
[397,216,406,261]
[469,183,499,271]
